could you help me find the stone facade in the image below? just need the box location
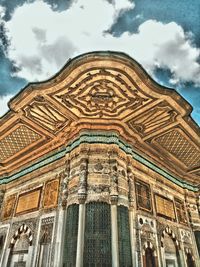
[0,52,199,267]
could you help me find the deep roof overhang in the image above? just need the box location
[0,51,199,187]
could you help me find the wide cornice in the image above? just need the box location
[0,51,199,188]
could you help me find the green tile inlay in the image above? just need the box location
[0,131,198,192]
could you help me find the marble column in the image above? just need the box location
[129,208,136,267]
[76,203,86,267]
[54,208,66,267]
[111,196,119,267]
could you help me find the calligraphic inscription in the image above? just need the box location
[43,179,59,208]
[155,194,175,220]
[16,188,41,215]
[1,194,16,219]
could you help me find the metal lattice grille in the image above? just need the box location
[83,202,112,267]
[63,204,79,267]
[118,206,132,267]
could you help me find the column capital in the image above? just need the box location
[110,194,118,205]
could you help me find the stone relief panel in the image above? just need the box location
[8,219,37,248]
[138,216,157,244]
[36,216,55,267]
[155,194,176,221]
[39,217,54,244]
[15,188,42,215]
[53,68,152,118]
[24,96,71,134]
[43,179,59,209]
[1,194,17,220]
[127,103,177,137]
[174,198,187,225]
[180,229,192,245]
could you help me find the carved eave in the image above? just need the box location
[0,51,199,187]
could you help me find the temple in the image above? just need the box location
[0,51,199,267]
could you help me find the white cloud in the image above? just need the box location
[0,94,14,117]
[1,0,200,87]
[0,5,5,19]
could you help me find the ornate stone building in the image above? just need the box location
[0,51,199,267]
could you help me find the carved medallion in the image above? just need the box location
[53,68,151,118]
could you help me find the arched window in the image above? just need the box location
[186,252,195,267]
[144,247,155,267]
[83,202,112,267]
[142,242,158,267]
[7,224,33,267]
[162,233,181,267]
[7,234,30,267]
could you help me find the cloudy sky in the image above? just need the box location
[0,0,199,125]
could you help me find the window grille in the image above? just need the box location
[135,180,152,212]
[63,204,79,267]
[83,202,112,267]
[118,206,132,267]
[174,198,187,224]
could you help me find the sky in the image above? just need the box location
[0,0,199,125]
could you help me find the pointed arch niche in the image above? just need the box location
[161,227,181,267]
[7,224,33,267]
[142,241,158,267]
[185,248,196,267]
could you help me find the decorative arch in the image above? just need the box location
[142,241,158,267]
[10,224,33,248]
[142,241,157,256]
[160,226,180,249]
[185,247,195,266]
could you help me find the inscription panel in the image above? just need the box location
[43,179,59,209]
[155,194,175,220]
[1,194,16,220]
[16,188,41,215]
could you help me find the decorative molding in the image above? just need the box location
[10,224,33,248]
[54,68,151,118]
[127,102,177,137]
[0,132,198,191]
[0,125,42,163]
[1,194,17,220]
[15,187,42,215]
[160,226,180,249]
[43,179,59,209]
[24,96,70,133]
[153,129,200,169]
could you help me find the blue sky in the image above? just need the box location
[0,0,199,125]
